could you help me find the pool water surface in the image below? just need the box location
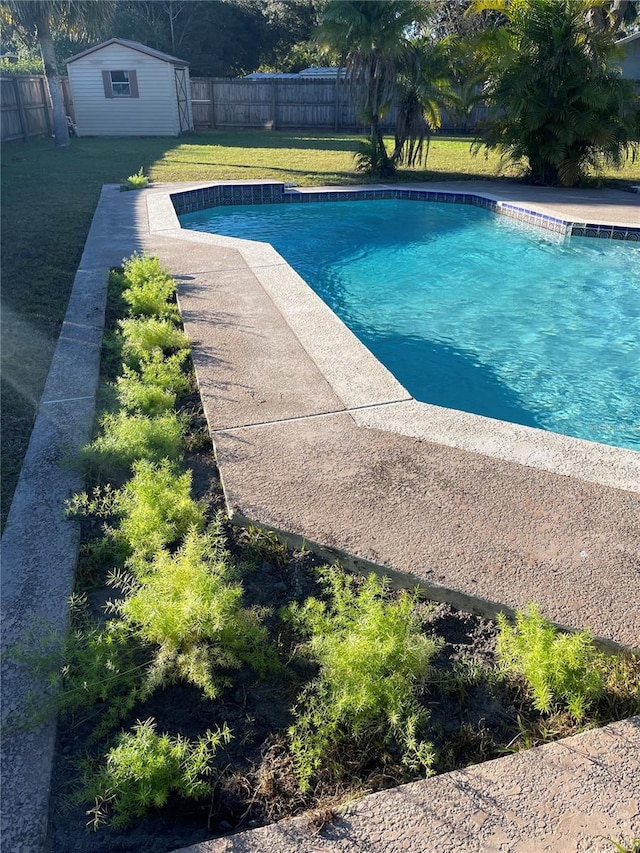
[181,199,640,451]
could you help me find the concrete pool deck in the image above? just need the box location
[1,179,639,852]
[146,179,640,649]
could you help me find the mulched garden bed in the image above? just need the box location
[45,433,559,853]
[43,261,638,853]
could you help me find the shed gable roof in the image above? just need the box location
[616,31,640,46]
[66,38,189,67]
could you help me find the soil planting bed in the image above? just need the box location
[45,433,605,853]
[42,266,639,853]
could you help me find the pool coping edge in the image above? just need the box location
[148,181,640,494]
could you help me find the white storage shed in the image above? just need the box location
[66,38,193,136]
[616,32,640,81]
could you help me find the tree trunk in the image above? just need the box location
[609,0,632,31]
[587,1,632,32]
[35,13,70,147]
[168,1,176,52]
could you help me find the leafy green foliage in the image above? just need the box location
[10,595,145,733]
[598,651,640,720]
[470,0,640,185]
[69,460,206,567]
[114,374,176,417]
[56,595,145,728]
[115,460,205,564]
[120,254,178,320]
[496,604,604,719]
[318,1,431,175]
[0,57,44,74]
[392,38,459,168]
[284,569,438,791]
[120,168,150,191]
[119,317,190,368]
[116,350,191,416]
[111,523,277,699]
[239,524,290,568]
[80,411,187,481]
[121,254,171,290]
[85,718,232,829]
[607,840,640,853]
[355,138,396,177]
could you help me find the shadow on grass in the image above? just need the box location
[188,130,364,152]
[159,158,361,182]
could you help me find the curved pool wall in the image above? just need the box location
[178,196,640,450]
[170,180,640,240]
[153,180,640,493]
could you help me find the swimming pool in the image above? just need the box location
[181,198,640,451]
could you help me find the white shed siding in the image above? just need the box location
[68,43,184,136]
[621,38,640,80]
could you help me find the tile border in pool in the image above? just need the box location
[170,181,640,241]
[147,181,639,494]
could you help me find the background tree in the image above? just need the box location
[111,1,269,75]
[587,0,639,33]
[317,0,431,175]
[0,1,114,146]
[110,0,327,76]
[393,37,459,166]
[424,0,505,38]
[258,0,329,70]
[469,0,640,186]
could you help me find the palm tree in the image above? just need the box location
[469,0,640,186]
[587,0,639,33]
[317,0,431,175]
[393,38,460,168]
[0,1,113,147]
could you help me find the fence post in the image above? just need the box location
[62,78,74,122]
[271,80,277,130]
[12,76,29,141]
[39,76,53,135]
[209,77,216,129]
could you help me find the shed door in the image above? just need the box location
[175,67,190,132]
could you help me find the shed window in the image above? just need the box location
[102,69,139,98]
[110,70,131,96]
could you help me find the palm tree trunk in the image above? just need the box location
[371,114,392,173]
[609,0,632,30]
[587,1,632,32]
[35,12,70,147]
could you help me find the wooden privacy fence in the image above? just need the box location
[1,74,485,142]
[190,77,487,132]
[1,75,74,142]
[190,76,384,132]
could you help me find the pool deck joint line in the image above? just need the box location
[1,180,639,853]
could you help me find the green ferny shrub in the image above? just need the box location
[85,717,231,828]
[496,603,604,720]
[121,254,177,319]
[80,410,187,481]
[120,167,150,191]
[111,523,277,699]
[8,594,145,735]
[116,350,191,416]
[284,569,438,791]
[115,460,205,564]
[68,460,206,567]
[57,595,145,732]
[119,317,190,367]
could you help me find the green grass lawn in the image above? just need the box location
[2,129,639,527]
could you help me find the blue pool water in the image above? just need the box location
[181,199,640,451]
